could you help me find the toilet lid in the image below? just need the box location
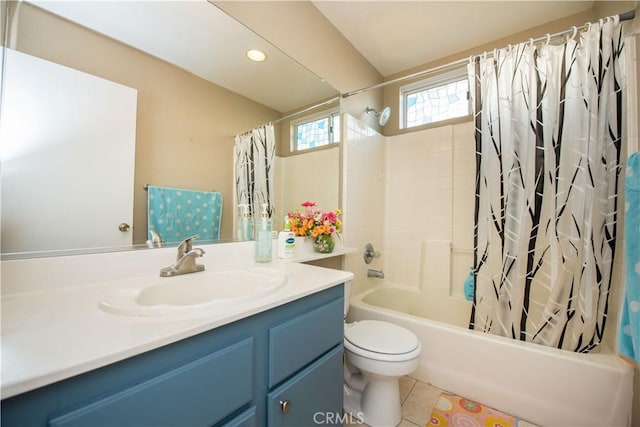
[344,320,419,355]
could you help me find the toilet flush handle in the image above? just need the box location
[280,400,291,413]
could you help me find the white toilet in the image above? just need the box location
[343,284,422,427]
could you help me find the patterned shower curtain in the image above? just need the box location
[468,18,626,353]
[234,124,275,220]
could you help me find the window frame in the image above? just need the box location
[399,67,470,129]
[290,108,341,153]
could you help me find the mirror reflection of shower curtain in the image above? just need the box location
[468,18,626,353]
[234,124,275,223]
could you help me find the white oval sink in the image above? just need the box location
[99,267,287,316]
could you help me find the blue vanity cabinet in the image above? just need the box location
[267,297,344,426]
[267,346,344,426]
[1,284,344,427]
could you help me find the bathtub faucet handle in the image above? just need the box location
[364,243,381,264]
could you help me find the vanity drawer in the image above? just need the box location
[219,406,257,427]
[267,344,343,426]
[48,338,254,427]
[268,297,343,387]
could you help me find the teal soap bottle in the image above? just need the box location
[237,204,254,241]
[255,203,273,262]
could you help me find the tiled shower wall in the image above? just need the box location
[341,114,386,298]
[342,113,475,318]
[384,122,475,293]
[383,121,475,325]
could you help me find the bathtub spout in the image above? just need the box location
[367,269,385,279]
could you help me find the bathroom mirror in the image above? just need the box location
[0,1,340,257]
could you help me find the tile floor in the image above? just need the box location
[344,376,442,427]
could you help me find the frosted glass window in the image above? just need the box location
[402,72,470,129]
[294,112,340,151]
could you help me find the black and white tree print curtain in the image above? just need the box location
[234,124,275,220]
[468,18,626,353]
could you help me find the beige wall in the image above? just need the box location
[11,2,280,244]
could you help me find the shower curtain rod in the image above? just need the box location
[341,10,636,99]
[271,96,340,125]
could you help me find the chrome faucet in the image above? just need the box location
[367,269,385,279]
[160,235,205,277]
[146,229,165,248]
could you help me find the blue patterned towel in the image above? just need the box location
[619,152,640,367]
[147,186,222,244]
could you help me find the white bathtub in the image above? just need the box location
[348,286,634,427]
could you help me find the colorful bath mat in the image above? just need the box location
[426,391,538,427]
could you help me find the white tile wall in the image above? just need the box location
[274,147,340,229]
[383,122,476,300]
[384,125,455,290]
[451,121,476,298]
[341,117,475,319]
[342,114,386,297]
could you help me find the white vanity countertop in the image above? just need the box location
[0,241,354,399]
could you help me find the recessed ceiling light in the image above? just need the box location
[246,49,267,62]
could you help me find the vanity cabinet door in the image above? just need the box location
[219,406,257,427]
[268,298,343,387]
[48,338,254,427]
[266,345,343,427]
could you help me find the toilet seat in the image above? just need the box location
[344,320,421,362]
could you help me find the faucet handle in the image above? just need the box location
[363,243,381,264]
[147,230,165,248]
[177,234,200,259]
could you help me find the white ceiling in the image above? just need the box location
[313,1,595,77]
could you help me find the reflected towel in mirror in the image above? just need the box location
[147,185,222,244]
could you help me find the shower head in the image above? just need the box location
[366,106,391,126]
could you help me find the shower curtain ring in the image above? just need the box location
[583,22,592,35]
[528,38,534,48]
[544,34,551,46]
